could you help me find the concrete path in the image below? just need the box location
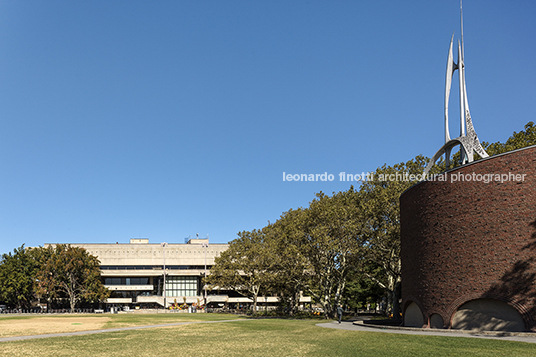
[317,320,536,344]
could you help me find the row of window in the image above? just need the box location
[109,291,153,298]
[101,265,209,270]
[105,277,150,286]
[90,250,221,255]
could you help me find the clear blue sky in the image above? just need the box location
[1,1,535,254]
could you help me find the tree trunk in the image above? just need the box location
[322,298,330,319]
[251,284,259,312]
[292,290,301,315]
[69,292,77,313]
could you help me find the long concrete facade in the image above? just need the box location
[48,238,312,309]
[48,238,230,308]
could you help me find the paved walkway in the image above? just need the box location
[317,320,536,344]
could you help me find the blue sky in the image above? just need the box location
[1,1,535,254]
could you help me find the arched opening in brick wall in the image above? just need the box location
[404,301,424,327]
[451,298,525,332]
[429,314,444,329]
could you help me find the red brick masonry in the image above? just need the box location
[400,145,536,330]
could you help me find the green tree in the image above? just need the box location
[0,245,40,309]
[301,189,365,318]
[248,189,368,318]
[35,244,108,312]
[344,264,385,311]
[207,230,274,311]
[359,155,428,319]
[263,208,311,315]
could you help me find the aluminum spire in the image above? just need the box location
[423,0,488,176]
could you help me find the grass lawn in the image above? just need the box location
[99,311,243,329]
[0,315,535,356]
[0,312,242,338]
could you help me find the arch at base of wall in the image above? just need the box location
[404,302,424,328]
[451,299,525,332]
[430,313,445,329]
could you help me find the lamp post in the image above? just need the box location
[161,242,168,309]
[202,242,208,311]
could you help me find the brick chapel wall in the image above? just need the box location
[400,145,536,330]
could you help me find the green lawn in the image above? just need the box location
[99,311,243,329]
[1,315,535,356]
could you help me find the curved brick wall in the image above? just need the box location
[400,145,536,331]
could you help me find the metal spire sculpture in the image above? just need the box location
[423,1,488,176]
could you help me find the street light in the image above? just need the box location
[161,242,168,309]
[202,242,208,311]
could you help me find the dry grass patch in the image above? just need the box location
[0,313,240,338]
[0,316,110,338]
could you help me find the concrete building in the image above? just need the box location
[51,237,311,310]
[49,237,228,308]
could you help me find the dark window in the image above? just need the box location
[104,277,150,285]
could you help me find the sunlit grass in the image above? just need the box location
[100,312,242,329]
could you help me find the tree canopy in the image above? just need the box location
[35,244,109,312]
[207,230,274,311]
[0,245,40,309]
[0,244,108,311]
